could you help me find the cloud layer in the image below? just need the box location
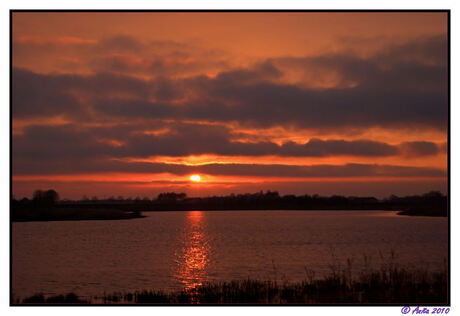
[11,13,448,198]
[13,35,448,131]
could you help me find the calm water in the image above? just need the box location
[12,210,448,299]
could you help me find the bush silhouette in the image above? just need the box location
[33,189,59,206]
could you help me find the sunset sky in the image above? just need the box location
[12,12,448,199]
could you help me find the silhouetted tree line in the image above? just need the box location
[11,189,146,222]
[30,189,59,206]
[12,189,448,216]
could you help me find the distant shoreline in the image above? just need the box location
[11,207,145,222]
[11,206,446,222]
[12,190,447,221]
[397,209,447,217]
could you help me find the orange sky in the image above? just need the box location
[12,12,448,199]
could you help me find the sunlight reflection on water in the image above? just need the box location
[174,211,210,290]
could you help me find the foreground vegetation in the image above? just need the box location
[17,265,448,305]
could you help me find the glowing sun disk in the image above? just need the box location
[190,175,201,182]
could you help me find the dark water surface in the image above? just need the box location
[12,210,448,299]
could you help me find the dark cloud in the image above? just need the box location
[12,123,441,173]
[12,68,152,119]
[212,61,282,85]
[399,141,441,157]
[13,34,232,78]
[90,35,231,77]
[377,35,448,67]
[275,35,447,91]
[289,138,398,157]
[179,80,446,130]
[95,35,190,54]
[13,35,448,131]
[12,68,82,118]
[193,163,446,178]
[12,125,114,160]
[13,153,445,179]
[97,35,145,53]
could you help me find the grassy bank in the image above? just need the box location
[17,265,448,305]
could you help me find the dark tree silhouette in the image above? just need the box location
[13,189,446,218]
[33,189,59,206]
[157,192,187,201]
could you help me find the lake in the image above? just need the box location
[12,210,448,300]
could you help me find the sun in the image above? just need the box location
[190,175,201,182]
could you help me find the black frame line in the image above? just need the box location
[9,9,451,307]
